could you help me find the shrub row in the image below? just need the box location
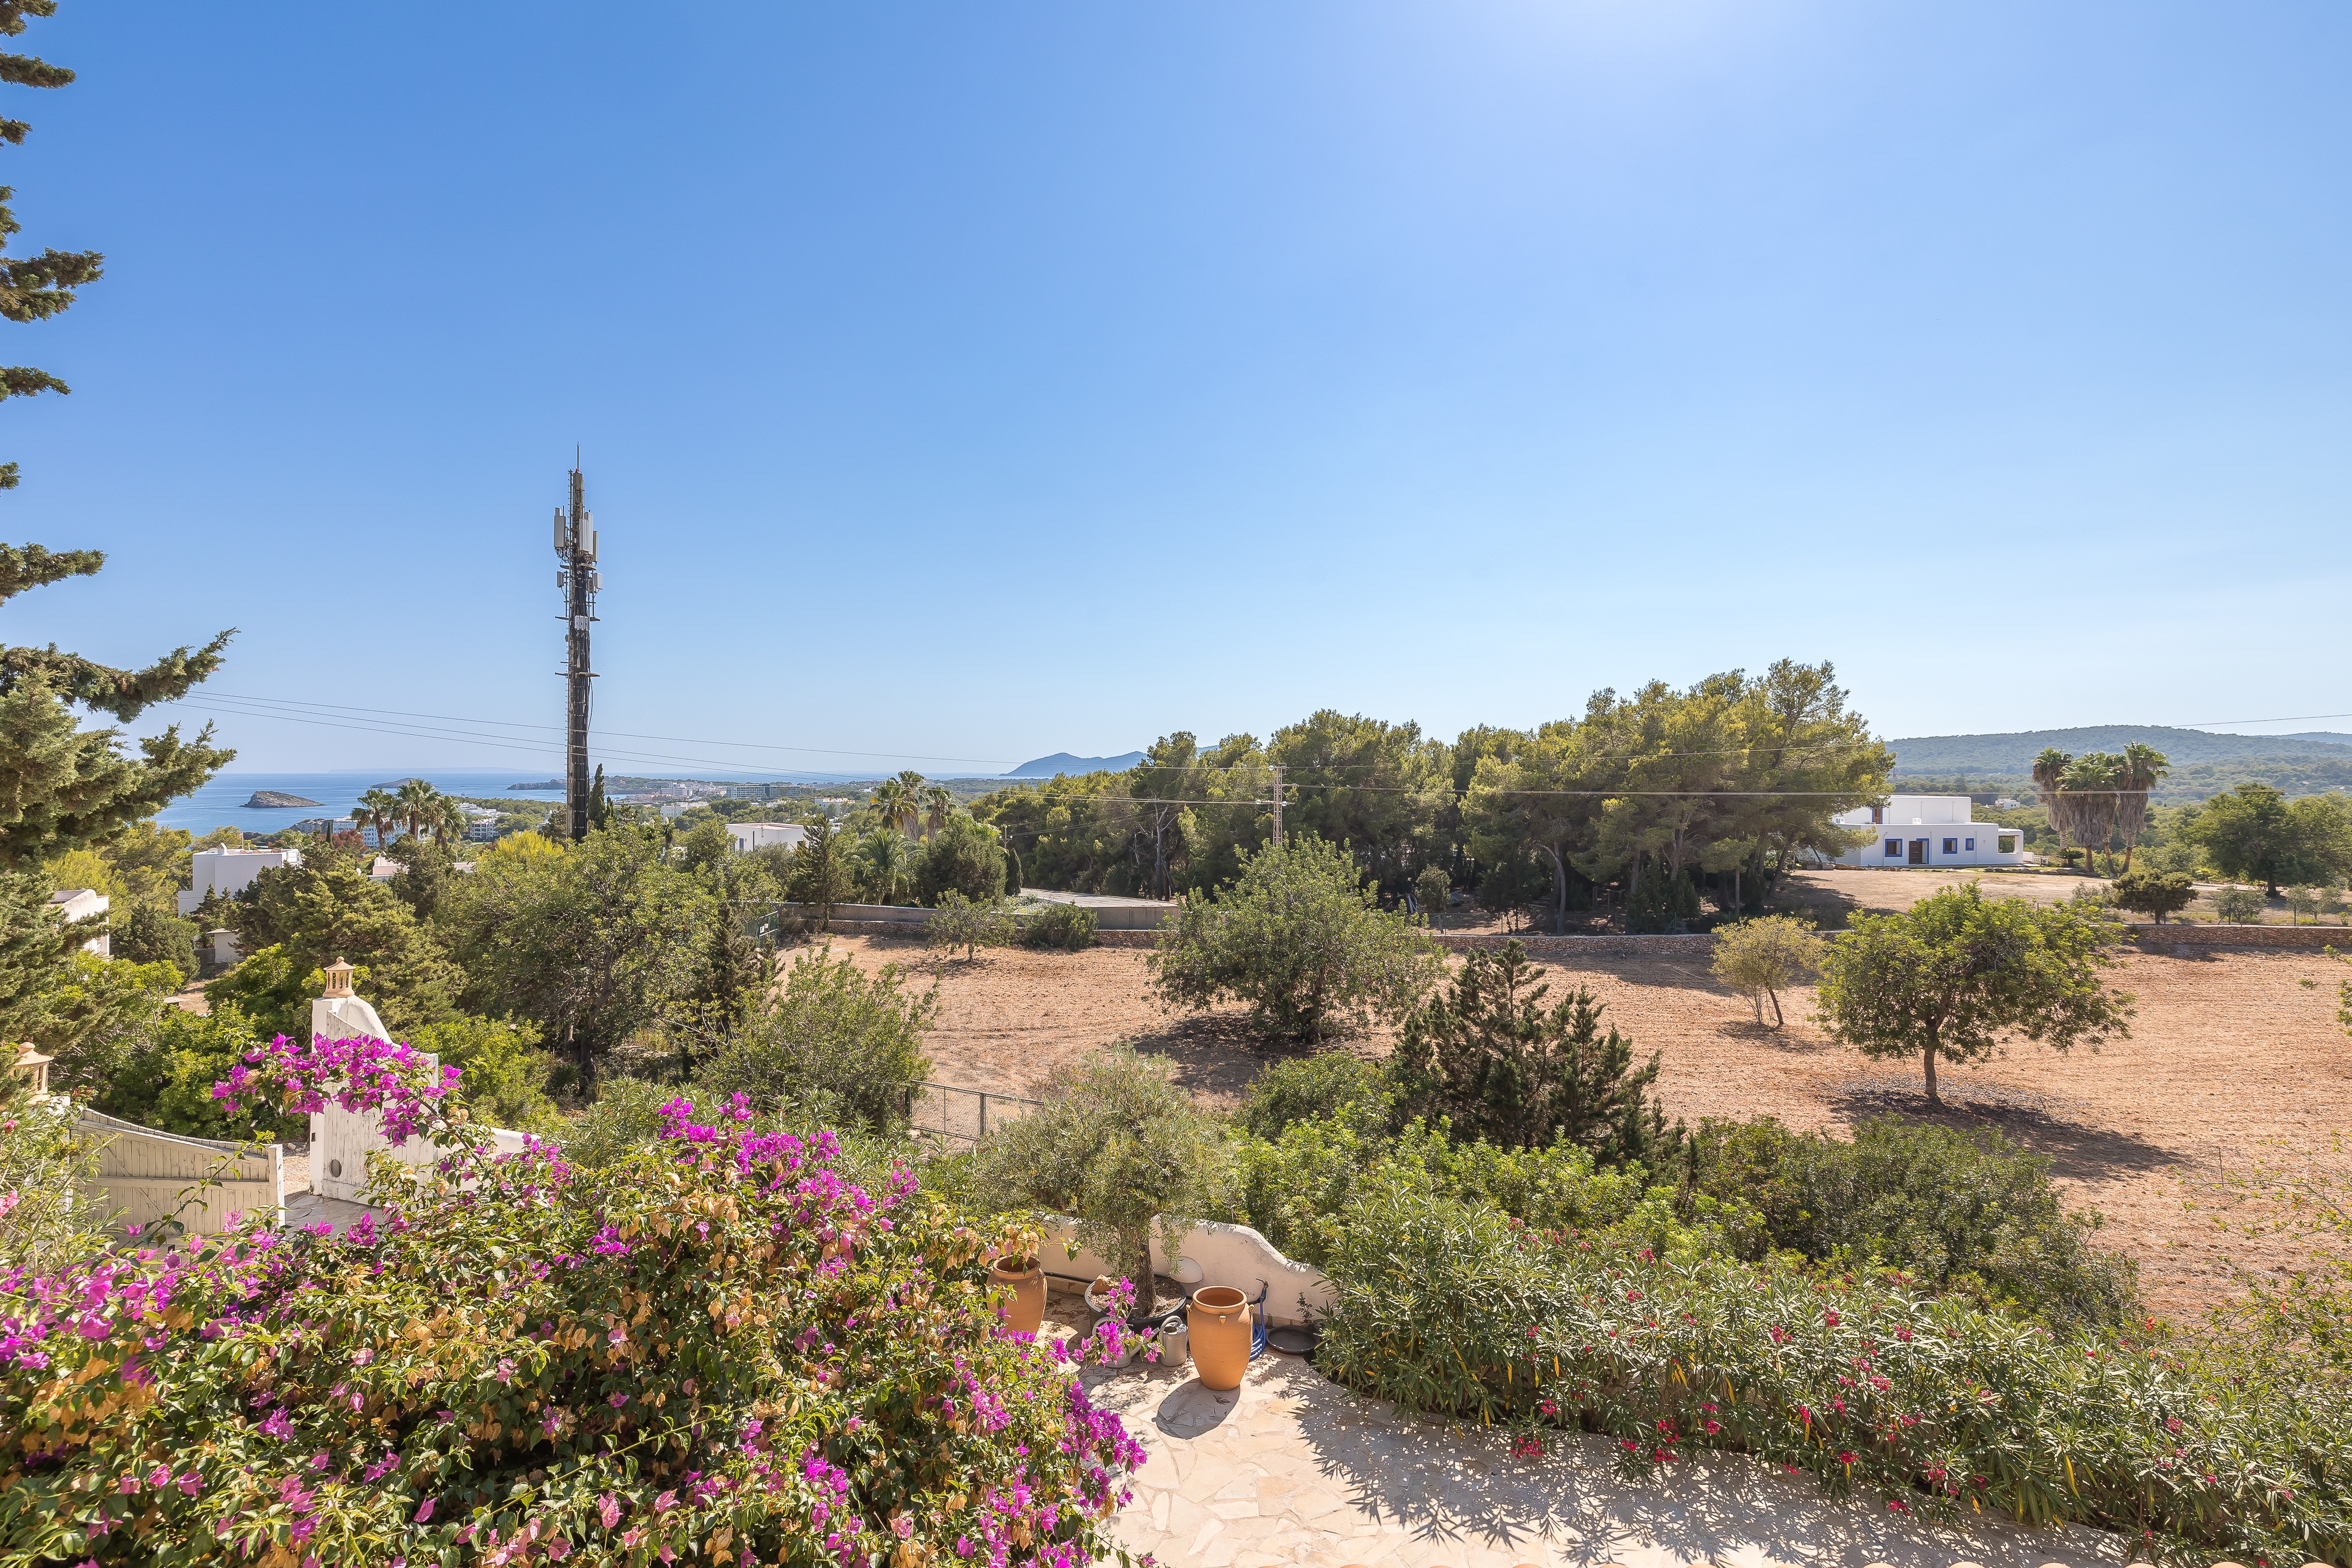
[1312,1183,2352,1564]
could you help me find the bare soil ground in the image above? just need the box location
[809,931,2352,1321]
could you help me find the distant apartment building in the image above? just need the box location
[50,888,110,955]
[1829,796,2026,868]
[725,782,791,801]
[728,822,810,855]
[178,845,302,915]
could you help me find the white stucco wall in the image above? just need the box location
[1034,1215,1333,1326]
[178,846,301,915]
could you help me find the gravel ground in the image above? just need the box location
[809,931,2352,1321]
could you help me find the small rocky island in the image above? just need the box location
[242,789,323,809]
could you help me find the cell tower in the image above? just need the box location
[552,462,599,840]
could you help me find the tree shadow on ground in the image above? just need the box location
[1123,1011,1283,1102]
[1824,1075,2189,1185]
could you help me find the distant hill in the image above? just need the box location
[1889,726,2352,774]
[1887,726,2352,803]
[1006,751,1144,778]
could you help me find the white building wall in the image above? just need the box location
[729,822,809,854]
[1831,796,2026,868]
[179,846,301,915]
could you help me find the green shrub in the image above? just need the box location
[1152,836,1440,1043]
[554,1075,678,1169]
[1681,1116,2138,1329]
[695,947,936,1131]
[1020,899,1099,951]
[0,1084,110,1276]
[78,1003,302,1144]
[1311,1180,2351,1562]
[1236,1053,1391,1141]
[914,814,1008,907]
[1230,1115,1689,1272]
[971,1042,1228,1285]
[2209,884,2267,923]
[2111,869,2196,923]
[927,890,1015,959]
[111,901,198,979]
[1624,856,1700,934]
[405,1014,558,1132]
[1413,864,1451,926]
[1708,914,1825,1027]
[1389,940,1681,1166]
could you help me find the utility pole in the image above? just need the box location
[553,462,598,841]
[1270,765,1283,847]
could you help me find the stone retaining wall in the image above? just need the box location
[2125,922,2349,950]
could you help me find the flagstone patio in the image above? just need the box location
[1071,1337,2129,1568]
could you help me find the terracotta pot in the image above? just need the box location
[1188,1285,1251,1390]
[989,1256,1045,1335]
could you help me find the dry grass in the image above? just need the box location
[807,930,2352,1321]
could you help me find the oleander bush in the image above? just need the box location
[0,1033,1146,1567]
[1312,1179,2352,1564]
[1677,1116,2140,1331]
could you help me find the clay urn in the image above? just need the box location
[1187,1285,1252,1390]
[989,1255,1045,1335]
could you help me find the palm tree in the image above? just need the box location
[870,777,917,837]
[2116,742,2169,873]
[430,797,469,851]
[857,827,912,905]
[921,783,954,839]
[2061,752,2124,876]
[357,788,400,851]
[394,778,440,844]
[2031,748,2072,868]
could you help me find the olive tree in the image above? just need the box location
[970,1043,1228,1288]
[1813,884,2133,1109]
[1151,836,1440,1043]
[697,948,936,1131]
[1709,914,1826,1028]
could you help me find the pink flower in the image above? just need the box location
[654,1489,676,1513]
[608,1393,629,1408]
[892,1514,914,1539]
[414,1498,435,1523]
[598,1494,621,1529]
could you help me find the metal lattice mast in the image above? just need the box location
[554,463,598,840]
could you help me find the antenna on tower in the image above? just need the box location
[556,457,598,840]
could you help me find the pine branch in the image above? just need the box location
[0,119,26,146]
[0,247,102,320]
[1,629,237,721]
[0,4,59,42]
[0,538,100,600]
[0,364,64,398]
[0,52,70,89]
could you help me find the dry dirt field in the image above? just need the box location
[812,927,2352,1321]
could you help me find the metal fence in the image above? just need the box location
[900,1081,1042,1144]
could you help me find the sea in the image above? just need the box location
[155,770,572,838]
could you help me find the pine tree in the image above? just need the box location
[1,9,233,876]
[1390,939,1683,1166]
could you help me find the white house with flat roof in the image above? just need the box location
[1831,795,2027,869]
[50,888,109,955]
[177,845,301,915]
[729,822,810,855]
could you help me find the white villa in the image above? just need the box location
[177,844,302,915]
[728,822,810,855]
[50,888,110,955]
[1830,794,2027,869]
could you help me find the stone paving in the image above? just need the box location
[1075,1345,2126,1568]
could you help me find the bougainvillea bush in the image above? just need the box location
[0,1033,1145,1566]
[1314,1179,2352,1566]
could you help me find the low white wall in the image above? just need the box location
[1035,1215,1333,1327]
[75,1109,283,1237]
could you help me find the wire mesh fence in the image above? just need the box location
[900,1082,1042,1144]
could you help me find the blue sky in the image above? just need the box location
[6,2,2347,776]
